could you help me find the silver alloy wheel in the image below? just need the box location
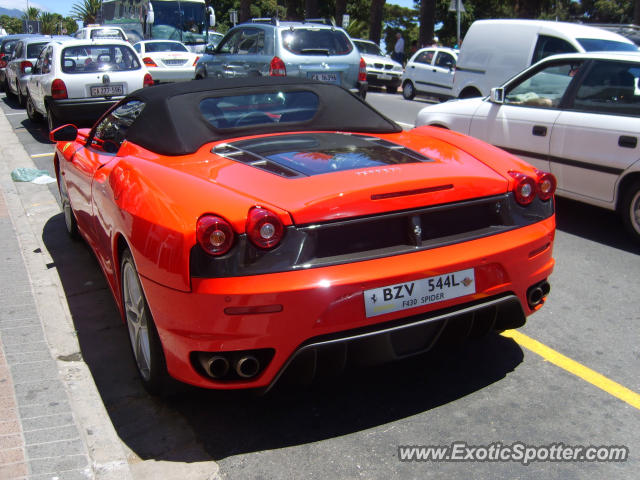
[402,81,415,100]
[58,179,74,233]
[26,95,37,120]
[123,261,152,381]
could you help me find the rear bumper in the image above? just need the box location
[149,68,196,83]
[366,72,401,87]
[139,216,555,390]
[48,96,121,126]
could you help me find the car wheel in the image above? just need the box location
[17,83,25,106]
[57,172,79,239]
[620,180,640,242]
[5,78,16,99]
[402,81,415,100]
[46,105,60,131]
[121,249,170,395]
[26,95,43,122]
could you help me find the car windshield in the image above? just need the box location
[61,45,141,73]
[355,41,383,56]
[577,38,639,52]
[144,42,188,53]
[200,90,319,129]
[27,42,47,59]
[281,28,353,55]
[90,28,126,40]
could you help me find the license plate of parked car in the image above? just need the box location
[90,85,124,96]
[308,72,339,84]
[364,268,476,317]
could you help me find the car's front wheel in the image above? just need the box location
[121,249,170,395]
[57,171,79,239]
[26,95,43,122]
[620,180,640,242]
[402,80,415,100]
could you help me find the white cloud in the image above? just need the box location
[0,1,49,12]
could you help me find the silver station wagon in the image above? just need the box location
[195,18,368,98]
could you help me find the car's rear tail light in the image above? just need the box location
[142,57,157,67]
[508,171,536,206]
[269,56,286,76]
[51,79,68,100]
[143,73,153,87]
[196,215,235,256]
[20,60,33,74]
[535,169,556,201]
[193,56,200,66]
[0,54,6,69]
[246,207,284,249]
[358,57,367,82]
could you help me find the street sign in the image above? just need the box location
[342,14,350,29]
[448,0,465,12]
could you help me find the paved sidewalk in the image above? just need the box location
[0,109,132,480]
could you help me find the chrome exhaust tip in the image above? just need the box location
[199,354,230,379]
[235,355,260,379]
[527,280,550,308]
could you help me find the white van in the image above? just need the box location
[453,19,637,98]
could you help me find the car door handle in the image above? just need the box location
[532,125,547,137]
[618,135,637,148]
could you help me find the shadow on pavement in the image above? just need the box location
[555,197,640,254]
[42,212,524,462]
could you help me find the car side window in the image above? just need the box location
[572,60,640,116]
[13,41,23,59]
[505,60,580,108]
[531,35,577,64]
[217,30,244,54]
[414,50,434,65]
[41,47,53,74]
[134,43,141,53]
[236,29,265,55]
[91,100,146,153]
[435,52,455,68]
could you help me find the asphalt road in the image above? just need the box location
[2,88,639,479]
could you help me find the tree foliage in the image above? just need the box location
[71,0,103,26]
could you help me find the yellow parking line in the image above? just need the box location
[501,330,640,410]
[31,152,54,158]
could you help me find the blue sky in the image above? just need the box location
[1,0,417,19]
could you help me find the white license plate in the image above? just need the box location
[364,268,476,318]
[308,72,339,83]
[378,73,391,80]
[90,85,123,96]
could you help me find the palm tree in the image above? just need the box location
[39,12,59,35]
[23,7,40,21]
[71,0,102,26]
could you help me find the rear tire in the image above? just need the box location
[26,95,43,122]
[46,105,60,131]
[121,249,170,395]
[620,180,640,242]
[402,81,415,100]
[16,82,26,106]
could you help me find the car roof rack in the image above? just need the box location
[250,17,279,26]
[303,17,336,28]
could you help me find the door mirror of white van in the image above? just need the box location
[490,87,505,104]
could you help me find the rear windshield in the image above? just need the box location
[90,28,126,40]
[144,42,188,53]
[61,45,141,74]
[354,41,382,56]
[281,29,353,55]
[27,42,47,59]
[577,38,639,52]
[1,39,19,55]
[200,90,319,129]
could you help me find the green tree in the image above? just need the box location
[23,7,40,21]
[39,12,60,35]
[71,0,103,26]
[1,15,23,34]
[63,16,79,35]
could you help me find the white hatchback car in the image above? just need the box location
[26,39,152,131]
[402,47,458,101]
[415,52,640,241]
[133,40,200,83]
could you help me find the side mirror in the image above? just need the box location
[49,124,78,142]
[208,7,216,27]
[205,44,216,55]
[490,87,504,104]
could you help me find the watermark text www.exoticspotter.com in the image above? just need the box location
[398,442,629,466]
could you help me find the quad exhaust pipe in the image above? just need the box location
[197,352,262,380]
[235,355,260,379]
[527,280,551,309]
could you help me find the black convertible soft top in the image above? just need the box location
[120,77,402,156]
